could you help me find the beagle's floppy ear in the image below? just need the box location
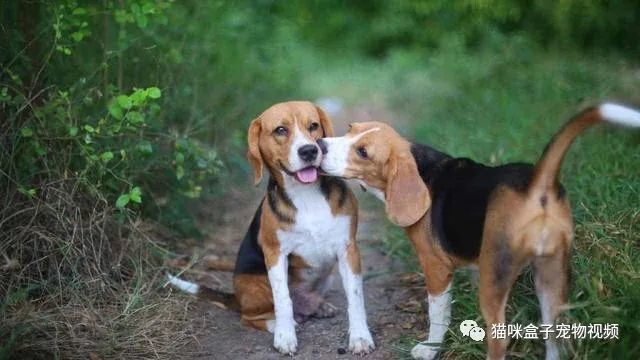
[385,151,431,227]
[246,118,263,186]
[315,105,334,137]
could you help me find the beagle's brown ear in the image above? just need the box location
[385,152,431,227]
[315,105,334,137]
[246,118,263,186]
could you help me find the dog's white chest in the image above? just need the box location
[276,183,350,268]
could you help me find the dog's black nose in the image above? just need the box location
[298,144,319,162]
[317,139,327,155]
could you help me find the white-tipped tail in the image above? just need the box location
[599,103,640,127]
[166,274,199,294]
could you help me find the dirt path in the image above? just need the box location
[174,102,426,359]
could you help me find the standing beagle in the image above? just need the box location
[318,103,640,359]
[169,101,374,355]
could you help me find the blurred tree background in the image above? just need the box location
[1,1,639,359]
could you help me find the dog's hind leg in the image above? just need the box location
[478,231,528,360]
[311,265,339,319]
[533,242,571,360]
[234,274,276,332]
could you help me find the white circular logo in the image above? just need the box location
[459,319,478,337]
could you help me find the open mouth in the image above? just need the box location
[293,166,318,184]
[280,162,319,184]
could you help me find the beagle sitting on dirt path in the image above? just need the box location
[318,103,640,359]
[168,101,374,355]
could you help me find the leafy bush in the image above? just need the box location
[1,1,303,234]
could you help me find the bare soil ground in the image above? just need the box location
[169,103,427,359]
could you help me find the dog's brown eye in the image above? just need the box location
[356,147,368,159]
[309,122,319,131]
[274,126,288,136]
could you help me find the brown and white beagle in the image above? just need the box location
[318,103,640,359]
[169,101,374,355]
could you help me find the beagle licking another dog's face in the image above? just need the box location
[319,122,431,227]
[319,104,640,360]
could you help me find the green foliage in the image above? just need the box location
[278,0,640,56]
[1,0,297,234]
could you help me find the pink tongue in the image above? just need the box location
[295,167,318,183]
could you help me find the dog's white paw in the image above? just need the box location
[411,343,439,360]
[273,328,297,355]
[349,331,375,355]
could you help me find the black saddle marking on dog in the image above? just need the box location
[411,143,550,260]
[234,204,267,274]
[267,177,295,224]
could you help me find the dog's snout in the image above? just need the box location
[317,139,328,155]
[298,144,319,162]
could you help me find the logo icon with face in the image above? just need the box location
[469,326,486,341]
[460,319,478,337]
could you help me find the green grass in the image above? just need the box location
[303,38,640,359]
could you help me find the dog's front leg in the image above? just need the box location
[411,283,452,359]
[337,241,375,355]
[268,254,297,354]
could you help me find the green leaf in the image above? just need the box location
[71,31,85,42]
[69,126,78,136]
[100,151,114,162]
[130,89,147,105]
[20,128,33,137]
[137,141,153,154]
[35,145,47,156]
[183,185,202,199]
[127,111,144,124]
[83,124,95,133]
[142,3,155,14]
[114,9,130,24]
[18,187,37,198]
[116,194,130,209]
[71,7,87,15]
[176,165,184,180]
[108,101,123,119]
[130,187,142,203]
[135,14,148,28]
[116,95,132,109]
[147,87,161,99]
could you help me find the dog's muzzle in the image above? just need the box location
[316,139,328,155]
[298,144,319,163]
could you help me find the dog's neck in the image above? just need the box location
[409,143,451,187]
[267,172,322,212]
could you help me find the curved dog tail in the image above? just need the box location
[166,274,239,311]
[529,103,640,195]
